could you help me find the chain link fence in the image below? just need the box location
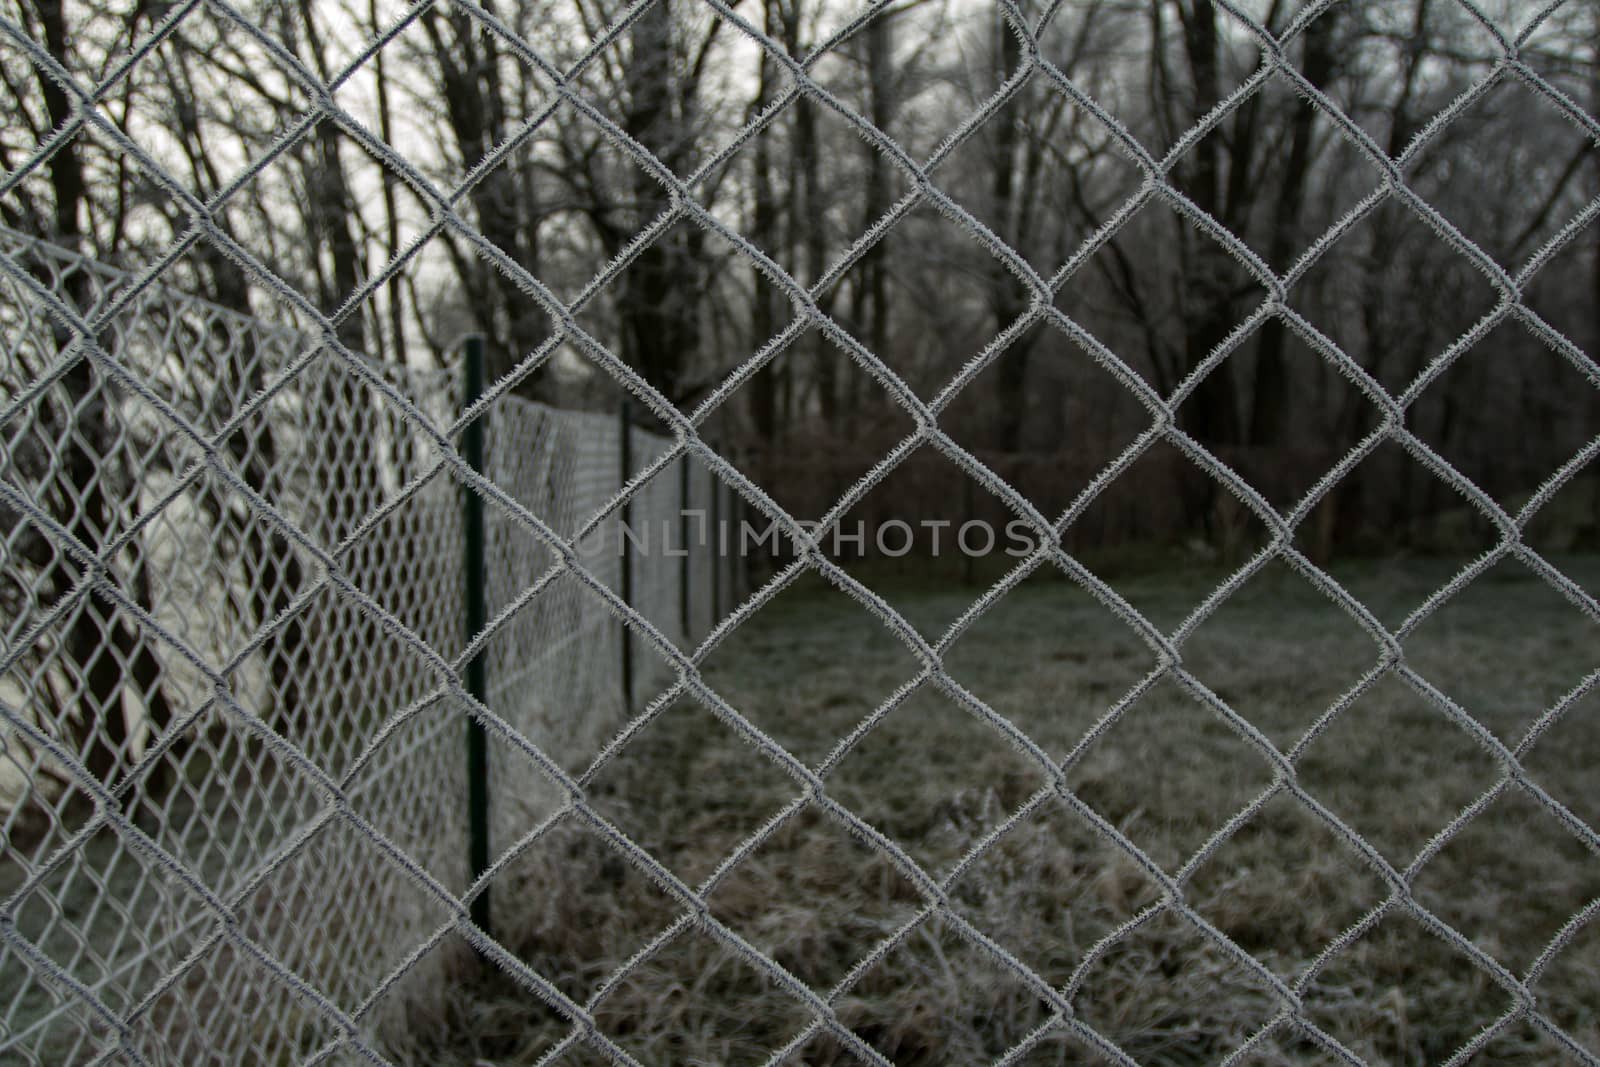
[0,221,720,1062]
[2,0,1600,1063]
[0,218,461,1062]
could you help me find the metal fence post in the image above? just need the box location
[732,457,745,607]
[619,398,634,713]
[461,335,491,938]
[709,456,721,626]
[679,453,691,643]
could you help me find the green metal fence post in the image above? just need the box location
[709,452,721,626]
[619,398,634,713]
[462,335,491,938]
[679,454,691,642]
[730,449,745,609]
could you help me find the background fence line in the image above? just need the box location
[0,226,716,1062]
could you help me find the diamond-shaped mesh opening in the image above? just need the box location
[1296,672,1505,869]
[828,684,1053,876]
[227,162,388,319]
[1219,330,1386,511]
[696,571,926,767]
[1286,199,1503,396]
[705,803,926,992]
[588,922,823,1064]
[313,0,458,112]
[946,798,1163,993]
[1068,905,1283,1063]
[1405,77,1596,271]
[1410,322,1599,512]
[725,320,920,510]
[873,239,1018,400]
[1401,555,1600,741]
[740,375,921,528]
[1522,470,1600,559]
[1045,199,1221,396]
[572,217,799,409]
[135,12,321,185]
[828,442,1038,587]
[1301,908,1515,1066]
[1066,439,1267,597]
[940,567,1156,752]
[820,910,1057,1064]
[939,319,1152,474]
[801,0,964,156]
[529,121,699,255]
[1290,437,1506,564]
[1525,905,1600,1053]
[1318,3,1507,163]
[466,818,685,1013]
[1186,792,1391,983]
[1411,786,1600,978]
[935,84,1145,282]
[1064,672,1279,873]
[1516,682,1600,832]
[583,696,800,886]
[1181,557,1383,750]
[1105,5,1295,161]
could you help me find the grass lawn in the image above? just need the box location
[397,552,1600,1067]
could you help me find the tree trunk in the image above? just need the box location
[991,15,1032,453]
[850,13,895,433]
[750,0,784,443]
[427,6,549,388]
[1249,6,1339,449]
[1170,0,1242,536]
[30,0,172,793]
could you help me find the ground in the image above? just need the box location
[393,552,1600,1067]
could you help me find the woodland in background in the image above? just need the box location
[5,0,1600,568]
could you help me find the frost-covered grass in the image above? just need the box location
[402,553,1600,1067]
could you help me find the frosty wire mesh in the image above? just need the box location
[0,221,472,1063]
[0,0,1597,1065]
